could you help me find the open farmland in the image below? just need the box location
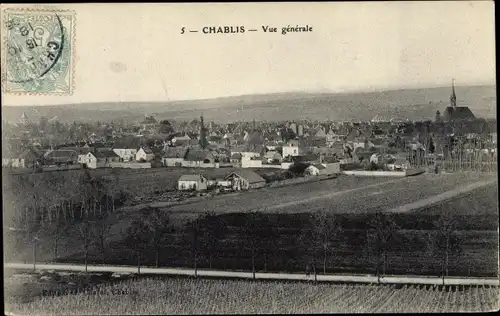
[49,180,499,277]
[164,172,498,215]
[5,273,499,314]
[6,172,499,277]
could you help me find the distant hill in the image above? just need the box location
[2,85,496,124]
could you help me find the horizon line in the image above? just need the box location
[4,82,496,108]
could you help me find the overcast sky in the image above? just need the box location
[2,1,496,106]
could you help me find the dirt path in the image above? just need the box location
[388,178,499,213]
[265,177,411,211]
[5,262,499,286]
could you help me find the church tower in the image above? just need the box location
[20,112,28,125]
[450,78,457,108]
[199,115,209,149]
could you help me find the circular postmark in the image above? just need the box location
[4,12,71,92]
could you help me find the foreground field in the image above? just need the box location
[5,275,499,314]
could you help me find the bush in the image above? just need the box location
[288,162,309,176]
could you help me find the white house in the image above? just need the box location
[83,150,120,169]
[136,147,155,162]
[163,147,189,167]
[241,156,262,168]
[113,148,137,162]
[113,137,141,162]
[177,174,208,191]
[77,148,94,165]
[2,148,42,168]
[282,141,299,158]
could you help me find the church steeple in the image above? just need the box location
[450,78,457,108]
[20,112,28,125]
[199,114,208,149]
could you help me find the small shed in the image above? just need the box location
[224,170,266,190]
[178,174,208,191]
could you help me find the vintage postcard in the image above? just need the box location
[2,2,498,314]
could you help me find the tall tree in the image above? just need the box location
[243,211,262,279]
[50,215,68,261]
[77,218,94,273]
[312,210,343,275]
[369,212,399,282]
[125,218,151,274]
[299,214,319,281]
[432,206,461,284]
[254,212,278,272]
[184,215,203,276]
[200,211,227,269]
[145,208,175,268]
[92,212,112,265]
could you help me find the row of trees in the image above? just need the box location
[115,207,462,282]
[404,135,497,172]
[5,169,127,240]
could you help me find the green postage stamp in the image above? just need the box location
[1,7,75,95]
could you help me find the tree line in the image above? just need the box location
[104,206,464,282]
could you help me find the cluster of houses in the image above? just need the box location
[2,137,162,170]
[4,87,497,173]
[0,123,423,172]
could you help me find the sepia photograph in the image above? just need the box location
[2,2,498,314]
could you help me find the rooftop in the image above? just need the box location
[225,170,266,184]
[163,147,189,158]
[178,174,206,182]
